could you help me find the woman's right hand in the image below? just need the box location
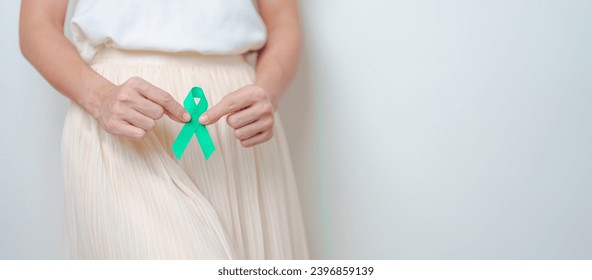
[19,1,188,143]
[95,76,191,142]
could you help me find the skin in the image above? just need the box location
[19,0,301,147]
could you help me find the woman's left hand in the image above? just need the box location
[199,85,277,147]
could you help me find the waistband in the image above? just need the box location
[90,47,249,66]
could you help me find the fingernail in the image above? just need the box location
[183,113,191,121]
[199,115,208,124]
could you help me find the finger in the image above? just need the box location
[129,77,190,123]
[239,130,274,148]
[144,87,189,123]
[109,120,147,142]
[163,110,187,124]
[130,98,165,120]
[226,106,260,129]
[124,111,157,132]
[233,117,274,140]
[200,88,255,125]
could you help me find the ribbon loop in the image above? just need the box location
[171,87,215,160]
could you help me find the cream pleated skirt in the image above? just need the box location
[61,48,309,259]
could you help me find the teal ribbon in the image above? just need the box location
[172,87,215,160]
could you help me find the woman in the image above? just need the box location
[19,0,308,259]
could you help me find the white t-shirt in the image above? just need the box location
[70,0,267,62]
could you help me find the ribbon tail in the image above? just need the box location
[195,125,215,160]
[172,123,196,160]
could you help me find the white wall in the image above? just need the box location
[2,0,592,259]
[281,0,592,259]
[0,1,68,259]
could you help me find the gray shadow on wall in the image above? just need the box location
[278,46,326,259]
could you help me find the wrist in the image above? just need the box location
[79,78,115,119]
[254,83,280,111]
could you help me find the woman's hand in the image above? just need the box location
[95,76,190,142]
[198,0,301,148]
[20,1,191,143]
[199,85,276,147]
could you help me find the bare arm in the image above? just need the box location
[19,0,113,115]
[255,0,302,109]
[200,0,301,147]
[20,0,189,141]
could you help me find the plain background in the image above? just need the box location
[1,0,591,259]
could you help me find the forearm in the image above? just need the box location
[255,0,302,110]
[19,7,113,118]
